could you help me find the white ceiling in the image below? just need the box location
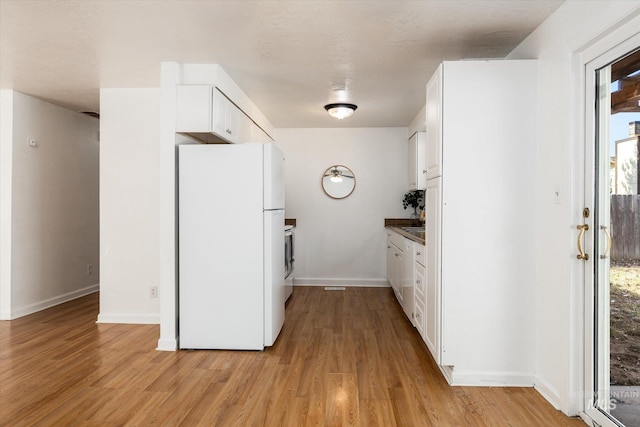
[0,0,564,128]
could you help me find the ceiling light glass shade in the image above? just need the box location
[324,103,357,120]
[329,167,344,182]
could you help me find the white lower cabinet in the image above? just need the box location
[413,243,426,338]
[386,231,402,302]
[425,177,441,362]
[400,238,414,323]
[386,229,414,321]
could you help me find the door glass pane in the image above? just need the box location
[598,50,640,427]
[609,50,640,426]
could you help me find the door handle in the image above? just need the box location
[600,225,612,259]
[577,224,589,260]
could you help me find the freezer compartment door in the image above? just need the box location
[263,143,285,210]
[264,209,285,346]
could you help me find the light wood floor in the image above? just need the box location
[0,287,584,426]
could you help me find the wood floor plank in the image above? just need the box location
[0,288,586,426]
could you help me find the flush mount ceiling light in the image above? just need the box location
[324,103,358,120]
[329,168,343,183]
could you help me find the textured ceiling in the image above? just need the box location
[0,0,565,128]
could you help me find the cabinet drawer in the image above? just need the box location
[415,262,426,302]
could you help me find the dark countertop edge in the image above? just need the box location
[384,218,419,227]
[385,218,425,244]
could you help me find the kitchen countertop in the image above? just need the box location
[385,218,425,245]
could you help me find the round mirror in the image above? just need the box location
[321,165,356,199]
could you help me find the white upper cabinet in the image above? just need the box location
[239,110,253,144]
[408,131,427,190]
[425,65,442,180]
[175,85,248,144]
[176,85,213,133]
[252,122,273,144]
[212,88,239,143]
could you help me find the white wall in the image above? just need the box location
[0,90,14,318]
[0,91,100,319]
[507,0,640,415]
[98,88,162,324]
[275,127,409,286]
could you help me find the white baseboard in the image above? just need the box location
[440,365,454,384]
[534,375,563,410]
[1,284,99,320]
[96,313,160,324]
[157,337,178,351]
[448,369,535,387]
[293,277,390,288]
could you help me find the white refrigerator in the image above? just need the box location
[178,143,286,350]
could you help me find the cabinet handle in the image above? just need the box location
[422,169,427,174]
[226,129,233,134]
[395,254,399,257]
[387,245,391,248]
[416,251,421,256]
[576,224,589,260]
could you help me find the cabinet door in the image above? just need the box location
[386,236,396,288]
[212,89,239,143]
[401,239,414,323]
[416,131,427,189]
[252,122,272,144]
[239,112,253,144]
[408,131,427,190]
[425,177,441,363]
[394,248,404,305]
[249,121,260,143]
[426,65,442,180]
[408,133,418,189]
[176,85,213,133]
[212,88,227,137]
[414,262,426,338]
[225,100,239,143]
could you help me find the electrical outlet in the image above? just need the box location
[150,286,158,298]
[86,264,93,276]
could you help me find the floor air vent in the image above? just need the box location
[324,286,346,291]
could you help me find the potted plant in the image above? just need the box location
[402,190,425,224]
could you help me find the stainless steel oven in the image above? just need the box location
[284,225,294,301]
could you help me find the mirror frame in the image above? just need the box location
[321,165,356,199]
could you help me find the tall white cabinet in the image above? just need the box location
[424,60,537,386]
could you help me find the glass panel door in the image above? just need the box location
[584,48,640,427]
